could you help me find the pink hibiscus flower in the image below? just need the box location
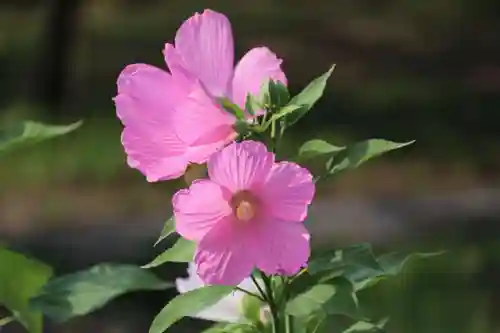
[173,141,315,285]
[114,9,286,182]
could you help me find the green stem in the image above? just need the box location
[235,286,266,302]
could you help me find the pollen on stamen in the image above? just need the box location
[235,200,255,221]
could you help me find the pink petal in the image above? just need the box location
[173,84,236,150]
[173,179,233,242]
[195,221,255,285]
[254,219,310,276]
[163,43,195,86]
[116,64,187,124]
[208,141,274,193]
[114,64,192,181]
[230,47,287,109]
[120,121,188,182]
[260,162,315,221]
[173,9,234,97]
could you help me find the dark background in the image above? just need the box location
[1,0,500,332]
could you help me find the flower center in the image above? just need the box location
[231,191,259,222]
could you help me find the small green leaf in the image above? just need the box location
[0,120,82,154]
[233,119,251,135]
[297,139,344,161]
[143,237,196,268]
[286,277,360,320]
[266,105,305,128]
[326,139,414,176]
[268,80,290,108]
[0,247,53,333]
[154,216,176,247]
[219,97,246,120]
[285,65,335,127]
[245,94,259,116]
[30,264,171,322]
[149,285,234,333]
[342,318,388,333]
[241,293,264,324]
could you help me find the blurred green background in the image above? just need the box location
[1,0,500,332]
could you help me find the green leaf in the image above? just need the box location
[0,247,53,333]
[143,237,196,269]
[245,94,259,116]
[241,293,264,324]
[308,243,381,275]
[286,277,360,320]
[219,97,246,120]
[265,105,305,128]
[0,120,82,154]
[326,139,414,176]
[149,285,234,333]
[285,65,335,127]
[268,80,290,108]
[202,323,256,333]
[154,216,176,247]
[342,318,388,333]
[30,263,171,322]
[297,139,344,161]
[378,251,445,276]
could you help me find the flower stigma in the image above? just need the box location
[231,190,259,222]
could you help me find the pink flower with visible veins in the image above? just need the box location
[173,141,315,285]
[114,9,286,182]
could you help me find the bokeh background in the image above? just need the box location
[1,0,500,332]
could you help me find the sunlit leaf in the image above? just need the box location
[285,65,335,127]
[297,139,344,161]
[0,120,82,154]
[30,264,171,322]
[0,247,53,333]
[342,318,388,333]
[149,285,234,333]
[154,216,176,247]
[286,277,361,320]
[143,237,196,269]
[326,139,414,176]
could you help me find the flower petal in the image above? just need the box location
[208,141,274,193]
[195,221,255,285]
[173,9,234,97]
[175,263,245,323]
[173,179,233,242]
[116,64,188,123]
[114,64,191,181]
[230,47,287,108]
[260,162,315,221]
[173,84,236,152]
[255,219,310,275]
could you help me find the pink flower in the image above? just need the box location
[173,141,315,285]
[114,9,286,182]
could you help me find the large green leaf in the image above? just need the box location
[297,139,344,161]
[286,277,360,320]
[0,247,53,333]
[285,65,335,127]
[149,285,234,333]
[154,216,176,247]
[326,139,414,176]
[307,245,443,291]
[0,120,82,154]
[30,263,171,322]
[143,237,196,269]
[308,243,381,276]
